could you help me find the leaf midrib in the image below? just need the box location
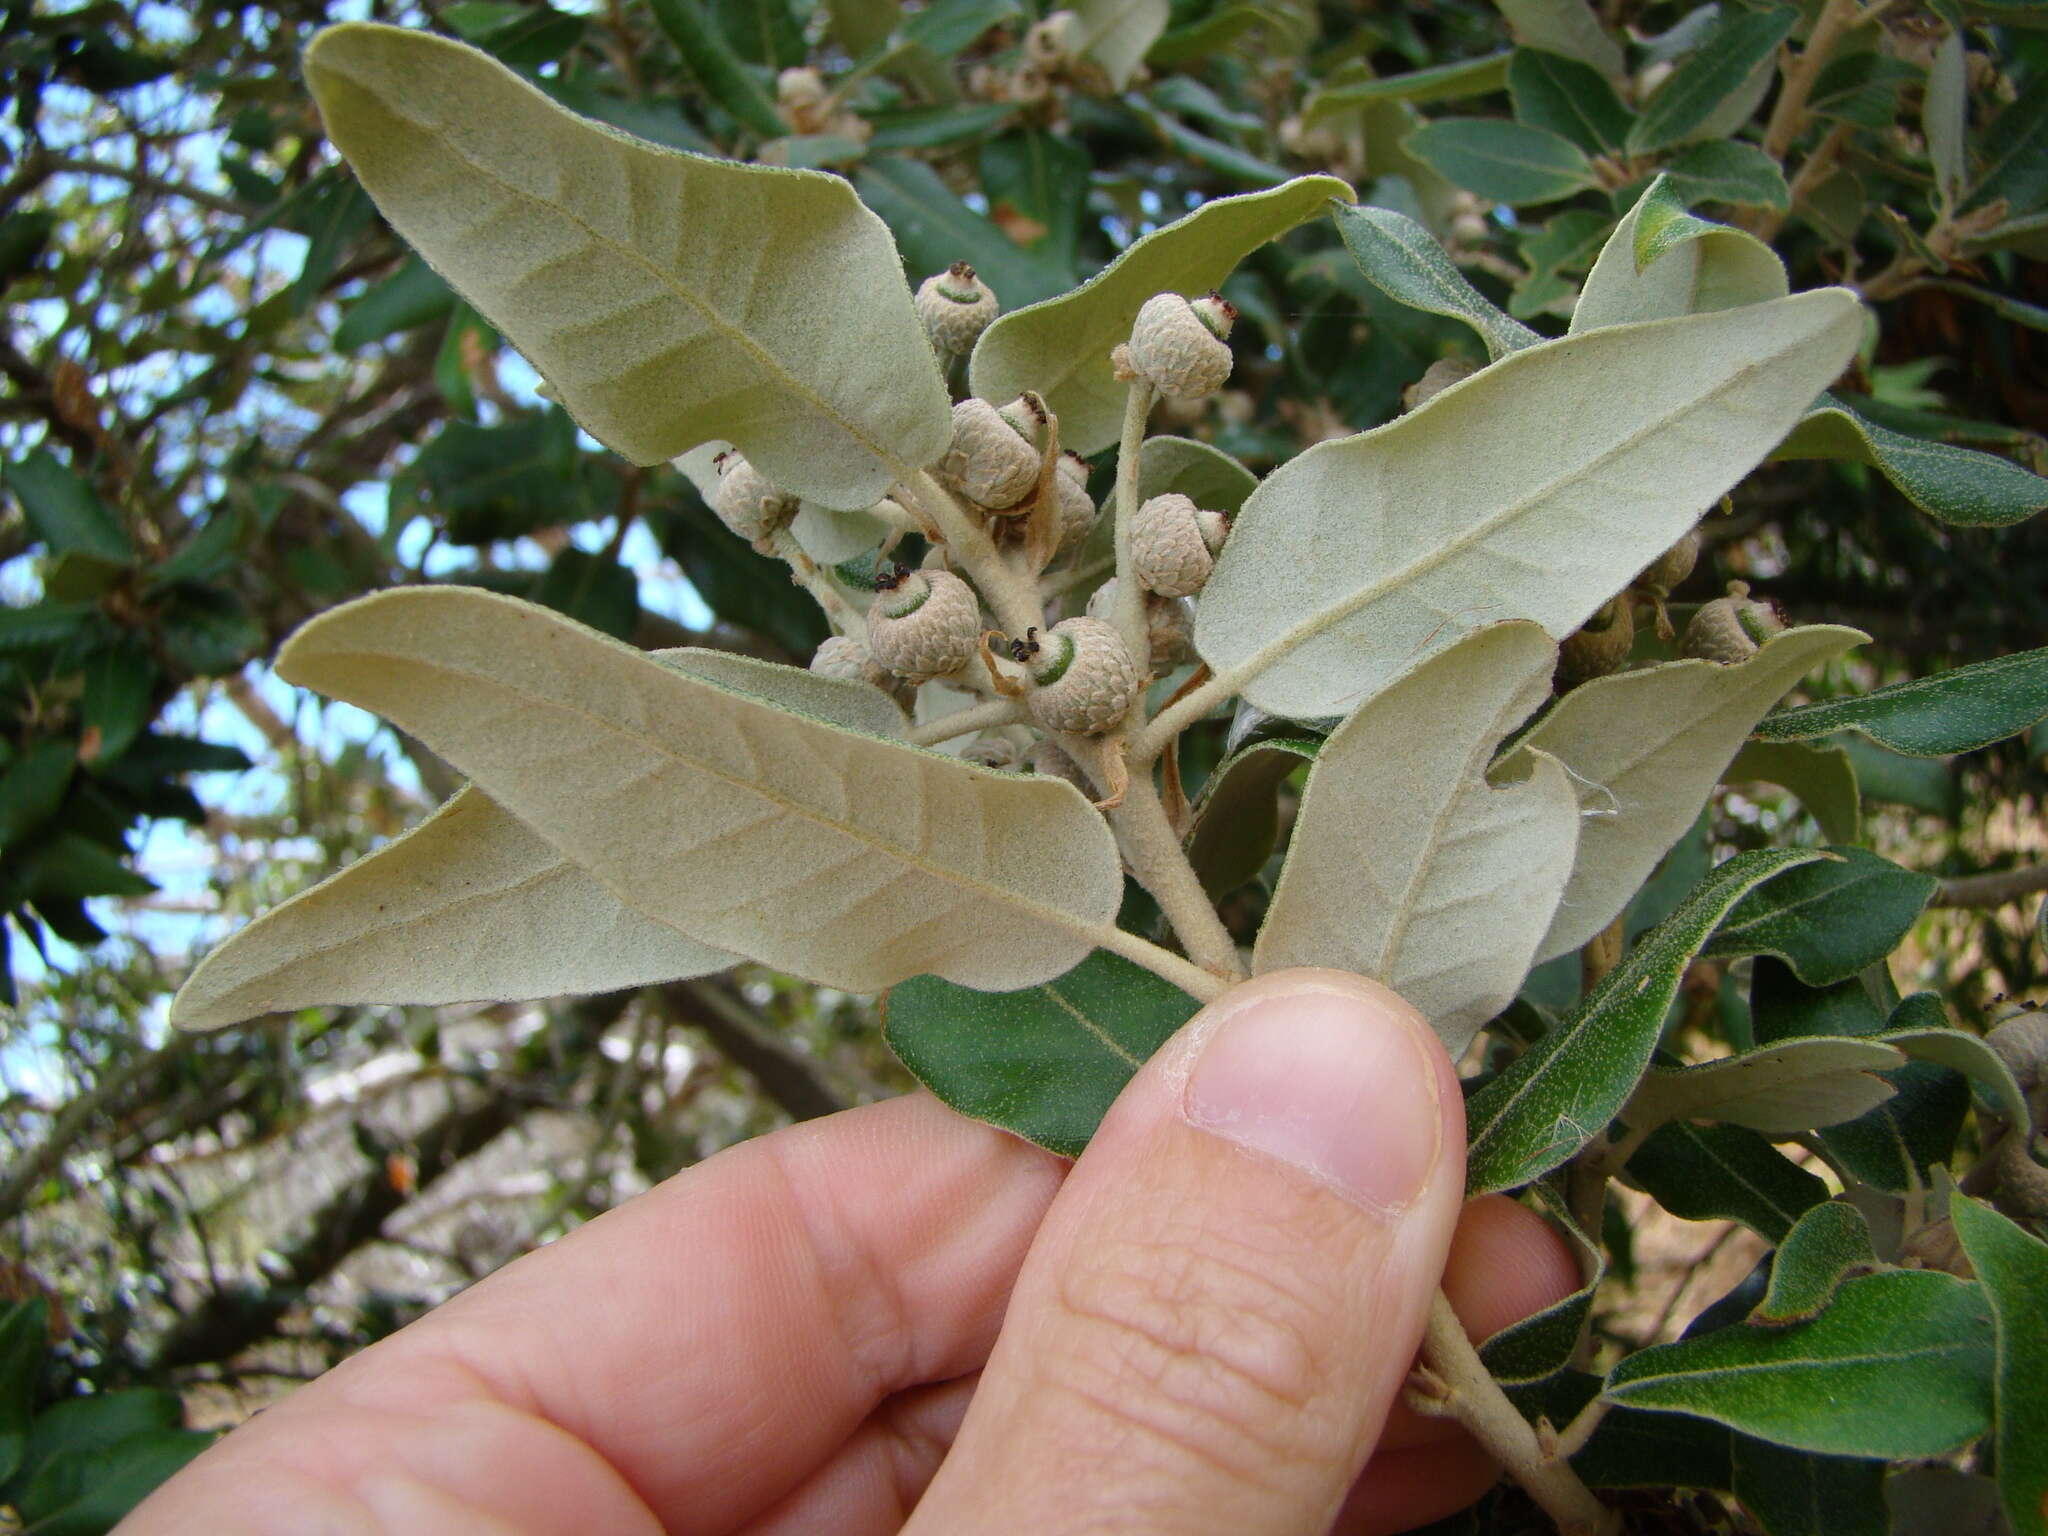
[1214,307,1838,705]
[306,639,1118,955]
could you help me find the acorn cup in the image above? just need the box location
[1014,618,1144,735]
[1557,595,1636,686]
[1114,292,1237,400]
[866,566,982,684]
[710,451,797,550]
[915,261,999,358]
[937,397,1040,512]
[1681,580,1784,664]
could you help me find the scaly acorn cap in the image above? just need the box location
[1087,578,1193,672]
[866,566,982,684]
[1029,738,1095,795]
[937,397,1040,511]
[1052,454,1097,557]
[1131,491,1227,597]
[1557,595,1636,685]
[915,261,999,357]
[711,452,797,544]
[1124,292,1236,400]
[1681,580,1783,664]
[1022,617,1143,734]
[808,634,893,690]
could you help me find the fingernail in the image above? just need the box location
[1182,986,1446,1215]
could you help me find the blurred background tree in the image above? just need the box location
[1,0,2042,1524]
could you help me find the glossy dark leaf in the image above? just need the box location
[531,549,638,640]
[3,450,132,564]
[855,156,1075,310]
[1508,47,1632,154]
[1330,203,1542,360]
[1773,397,2048,528]
[1705,848,1937,986]
[1754,647,2048,756]
[1627,5,1797,153]
[0,740,76,854]
[1966,70,2048,217]
[1664,141,1790,210]
[1732,1436,1889,1536]
[81,638,154,766]
[644,0,785,138]
[333,256,456,349]
[883,949,1201,1156]
[1627,1121,1828,1244]
[1466,848,1828,1195]
[0,1299,48,1483]
[1184,735,1314,898]
[1605,1269,1994,1458]
[1405,117,1597,205]
[979,129,1089,271]
[1949,1195,2048,1536]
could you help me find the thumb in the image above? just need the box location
[907,969,1465,1536]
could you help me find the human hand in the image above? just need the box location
[125,970,1577,1534]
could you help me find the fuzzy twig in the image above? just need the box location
[1110,763,1247,983]
[906,697,1028,747]
[893,468,1046,641]
[1110,380,1157,677]
[1409,1290,1619,1536]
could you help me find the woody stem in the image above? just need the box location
[1109,763,1246,983]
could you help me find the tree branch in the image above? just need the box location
[1932,863,2048,909]
[660,981,847,1123]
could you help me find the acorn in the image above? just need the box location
[866,566,982,684]
[915,261,999,358]
[711,452,797,545]
[1557,595,1636,685]
[1120,292,1236,400]
[1016,618,1143,734]
[937,397,1040,511]
[808,634,892,690]
[1026,9,1081,68]
[961,735,1025,770]
[1088,578,1194,672]
[1681,581,1784,664]
[1401,356,1478,413]
[1029,738,1095,795]
[1633,527,1701,599]
[1039,452,1093,554]
[1130,492,1229,598]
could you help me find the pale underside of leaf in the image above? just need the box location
[1070,0,1170,90]
[1512,625,1867,962]
[275,588,1126,994]
[1254,623,1580,1052]
[170,785,738,1030]
[305,24,949,507]
[969,175,1353,456]
[1193,289,1863,721]
[1570,176,1787,332]
[169,649,909,1029]
[1632,1039,1905,1134]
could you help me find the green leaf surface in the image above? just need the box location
[272,588,1129,995]
[1724,739,1861,845]
[1664,140,1791,210]
[711,0,803,66]
[406,409,581,545]
[81,639,154,766]
[1706,847,1936,986]
[3,450,132,564]
[1754,647,2048,755]
[531,548,639,639]
[1466,847,1830,1195]
[0,1300,46,1485]
[0,601,94,655]
[1603,1268,1994,1458]
[1572,1406,1734,1492]
[1508,47,1633,154]
[1255,624,1580,1054]
[645,0,785,136]
[1478,1181,1606,1399]
[1948,1195,2048,1536]
[1753,1202,1875,1328]
[1924,28,1968,212]
[1966,70,2048,218]
[1571,175,1787,333]
[1809,52,1914,131]
[1626,1120,1829,1243]
[1627,5,1798,153]
[898,0,1020,58]
[306,23,950,506]
[1303,52,1512,123]
[10,1427,214,1534]
[979,130,1089,271]
[1195,291,1861,721]
[1330,203,1542,359]
[1495,0,1625,78]
[1831,734,1954,816]
[333,254,456,349]
[0,740,76,854]
[1772,396,2048,528]
[1732,1436,1890,1536]
[883,948,1201,1156]
[1134,435,1260,514]
[1405,117,1597,205]
[1510,626,1863,962]
[1124,97,1293,189]
[855,156,1079,310]
[970,175,1350,456]
[1184,734,1312,898]
[1068,0,1168,90]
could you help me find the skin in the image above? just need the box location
[125,970,1578,1535]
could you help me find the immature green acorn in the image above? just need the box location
[1130,492,1229,597]
[1557,595,1636,685]
[1087,578,1193,671]
[710,451,797,545]
[1118,292,1237,400]
[938,397,1040,511]
[808,634,892,690]
[866,566,982,683]
[1052,451,1098,556]
[915,261,999,357]
[1681,580,1783,663]
[1016,617,1143,734]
